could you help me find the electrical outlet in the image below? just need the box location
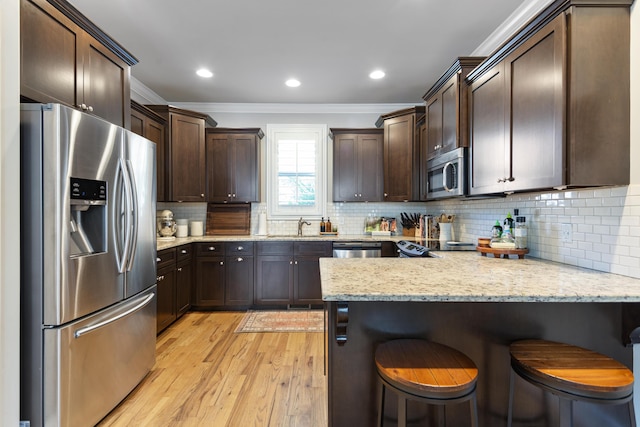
[561,223,572,243]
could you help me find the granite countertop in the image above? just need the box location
[319,252,640,303]
[156,234,423,251]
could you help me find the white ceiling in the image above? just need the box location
[68,0,529,104]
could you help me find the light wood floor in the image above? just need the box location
[98,311,327,427]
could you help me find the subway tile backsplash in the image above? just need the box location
[159,183,640,279]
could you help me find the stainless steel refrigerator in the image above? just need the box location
[20,103,157,427]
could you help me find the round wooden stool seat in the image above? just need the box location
[375,339,479,426]
[508,339,635,427]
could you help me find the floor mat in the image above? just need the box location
[235,309,324,333]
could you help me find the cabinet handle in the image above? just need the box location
[177,267,182,272]
[156,257,161,262]
[295,261,298,265]
[80,103,87,110]
[227,193,232,197]
[507,177,515,182]
[208,246,216,251]
[87,106,94,112]
[384,193,388,197]
[181,249,188,254]
[358,193,362,197]
[237,246,244,251]
[220,261,224,266]
[434,144,441,150]
[232,193,236,198]
[237,257,243,262]
[290,261,293,265]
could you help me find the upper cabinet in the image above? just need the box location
[20,0,136,128]
[147,105,217,202]
[130,101,167,200]
[331,128,384,202]
[467,0,632,196]
[375,106,425,202]
[205,128,263,203]
[422,57,484,160]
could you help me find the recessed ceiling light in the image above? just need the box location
[369,70,385,80]
[285,78,301,88]
[196,68,213,78]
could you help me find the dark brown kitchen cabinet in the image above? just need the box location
[375,107,425,202]
[381,241,399,257]
[255,242,294,306]
[20,0,135,128]
[422,58,484,161]
[147,106,217,202]
[131,101,167,200]
[255,241,330,307]
[467,0,631,195]
[156,248,177,334]
[205,128,263,203]
[193,242,253,308]
[175,245,192,318]
[331,128,384,202]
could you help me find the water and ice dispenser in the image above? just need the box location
[69,177,107,256]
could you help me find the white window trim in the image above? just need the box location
[266,123,327,220]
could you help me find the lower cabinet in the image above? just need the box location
[156,244,193,334]
[255,241,331,307]
[193,242,253,309]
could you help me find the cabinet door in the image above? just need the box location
[206,133,232,202]
[425,95,442,160]
[156,266,176,334]
[176,259,192,318]
[130,109,144,135]
[358,134,384,202]
[21,0,81,109]
[383,114,417,201]
[225,256,254,306]
[232,134,259,202]
[170,113,206,202]
[255,256,292,305]
[506,14,564,192]
[333,134,359,202]
[82,33,129,127]
[146,119,166,202]
[469,63,507,195]
[194,257,225,307]
[293,256,323,305]
[440,76,459,154]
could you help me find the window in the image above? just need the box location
[266,124,327,219]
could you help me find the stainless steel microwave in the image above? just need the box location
[426,147,466,199]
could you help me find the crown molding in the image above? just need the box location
[130,76,167,105]
[168,102,418,115]
[471,0,555,56]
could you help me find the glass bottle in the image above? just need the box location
[504,212,515,236]
[515,216,527,249]
[491,220,503,238]
[320,217,325,233]
[326,217,332,233]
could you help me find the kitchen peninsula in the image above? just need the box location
[320,253,640,426]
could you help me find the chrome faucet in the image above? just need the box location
[297,217,311,236]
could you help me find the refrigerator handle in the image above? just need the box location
[119,158,133,273]
[124,159,139,271]
[73,292,155,338]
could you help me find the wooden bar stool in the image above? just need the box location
[375,339,479,427]
[507,339,635,427]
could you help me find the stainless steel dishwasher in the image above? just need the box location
[332,242,382,258]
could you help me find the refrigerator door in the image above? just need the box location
[42,286,156,427]
[21,103,125,326]
[123,130,157,298]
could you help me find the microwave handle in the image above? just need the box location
[443,161,455,192]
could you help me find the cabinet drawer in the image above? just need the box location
[176,244,193,262]
[156,248,176,269]
[257,241,294,255]
[294,241,332,256]
[195,242,225,256]
[225,241,254,256]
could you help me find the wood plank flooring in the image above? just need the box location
[98,311,327,427]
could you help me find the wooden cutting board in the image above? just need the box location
[206,204,251,235]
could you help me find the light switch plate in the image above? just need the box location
[561,223,573,243]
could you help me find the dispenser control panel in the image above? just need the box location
[70,177,107,204]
